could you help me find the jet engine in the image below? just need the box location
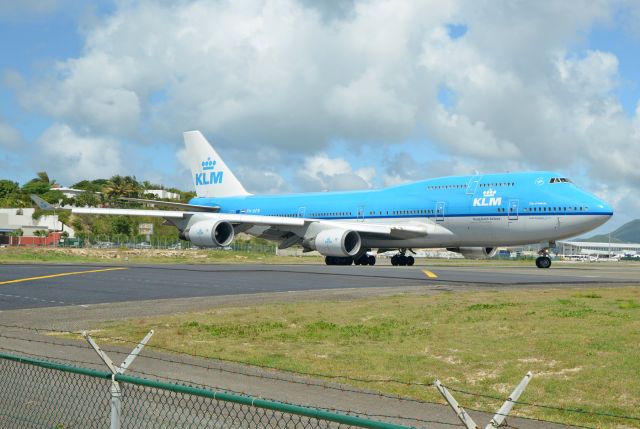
[184,220,235,248]
[305,229,361,257]
[447,247,498,259]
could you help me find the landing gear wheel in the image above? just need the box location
[368,255,376,266]
[407,256,415,266]
[535,256,551,269]
[391,255,399,266]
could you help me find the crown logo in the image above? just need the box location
[201,158,217,171]
[483,188,496,197]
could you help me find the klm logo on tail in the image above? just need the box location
[195,157,224,186]
[473,188,502,207]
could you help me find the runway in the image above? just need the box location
[1,262,639,311]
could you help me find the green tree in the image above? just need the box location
[21,180,50,195]
[36,171,54,185]
[104,175,142,200]
[74,191,100,207]
[111,216,132,236]
[71,180,103,193]
[42,190,66,204]
[0,180,19,199]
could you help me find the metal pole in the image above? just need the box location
[83,330,154,429]
[485,372,532,429]
[110,379,122,429]
[434,380,478,429]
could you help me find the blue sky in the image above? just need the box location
[0,1,639,233]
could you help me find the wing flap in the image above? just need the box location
[72,208,186,218]
[120,197,220,212]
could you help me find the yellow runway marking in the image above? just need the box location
[422,269,438,279]
[0,267,128,285]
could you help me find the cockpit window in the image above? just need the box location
[549,177,572,184]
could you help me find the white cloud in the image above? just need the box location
[9,0,640,222]
[35,123,123,184]
[0,119,22,149]
[296,153,375,191]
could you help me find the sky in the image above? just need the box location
[0,0,639,233]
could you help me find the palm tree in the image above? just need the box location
[104,175,143,201]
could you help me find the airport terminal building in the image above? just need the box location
[558,240,640,257]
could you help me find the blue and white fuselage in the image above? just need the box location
[190,171,613,250]
[58,131,613,268]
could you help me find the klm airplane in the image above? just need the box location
[35,131,613,269]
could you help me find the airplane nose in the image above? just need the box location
[594,199,614,216]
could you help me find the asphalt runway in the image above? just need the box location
[1,262,639,311]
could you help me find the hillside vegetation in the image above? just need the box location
[582,219,640,243]
[0,171,194,240]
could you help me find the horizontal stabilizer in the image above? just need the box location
[30,195,59,211]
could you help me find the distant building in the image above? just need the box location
[558,240,640,257]
[0,208,75,244]
[145,189,180,200]
[50,184,90,199]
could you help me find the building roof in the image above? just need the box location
[560,241,640,249]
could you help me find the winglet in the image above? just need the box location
[30,195,55,210]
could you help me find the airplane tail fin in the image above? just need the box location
[183,131,251,198]
[30,195,56,210]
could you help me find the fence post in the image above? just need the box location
[83,330,154,429]
[434,372,533,429]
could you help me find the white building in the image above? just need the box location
[0,208,75,237]
[145,189,180,200]
[558,241,640,257]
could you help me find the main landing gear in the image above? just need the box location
[535,242,554,269]
[325,253,376,266]
[391,249,415,266]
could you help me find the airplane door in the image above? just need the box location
[298,206,306,218]
[466,174,481,195]
[435,202,445,222]
[508,199,519,220]
[357,206,365,222]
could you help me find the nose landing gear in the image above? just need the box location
[535,242,554,268]
[535,256,552,268]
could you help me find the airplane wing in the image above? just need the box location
[119,197,220,212]
[32,194,428,240]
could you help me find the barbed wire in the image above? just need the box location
[0,344,461,428]
[443,385,640,423]
[1,323,635,426]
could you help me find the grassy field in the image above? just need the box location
[4,246,636,268]
[78,287,640,428]
[0,246,324,265]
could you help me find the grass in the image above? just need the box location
[3,246,632,268]
[0,246,324,265]
[76,287,640,428]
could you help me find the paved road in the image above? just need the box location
[1,262,639,311]
[2,262,638,428]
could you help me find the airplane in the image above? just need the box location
[32,130,614,269]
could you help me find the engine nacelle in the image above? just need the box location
[184,220,235,248]
[306,229,361,257]
[447,247,498,259]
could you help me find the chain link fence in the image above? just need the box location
[12,232,277,253]
[0,353,414,429]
